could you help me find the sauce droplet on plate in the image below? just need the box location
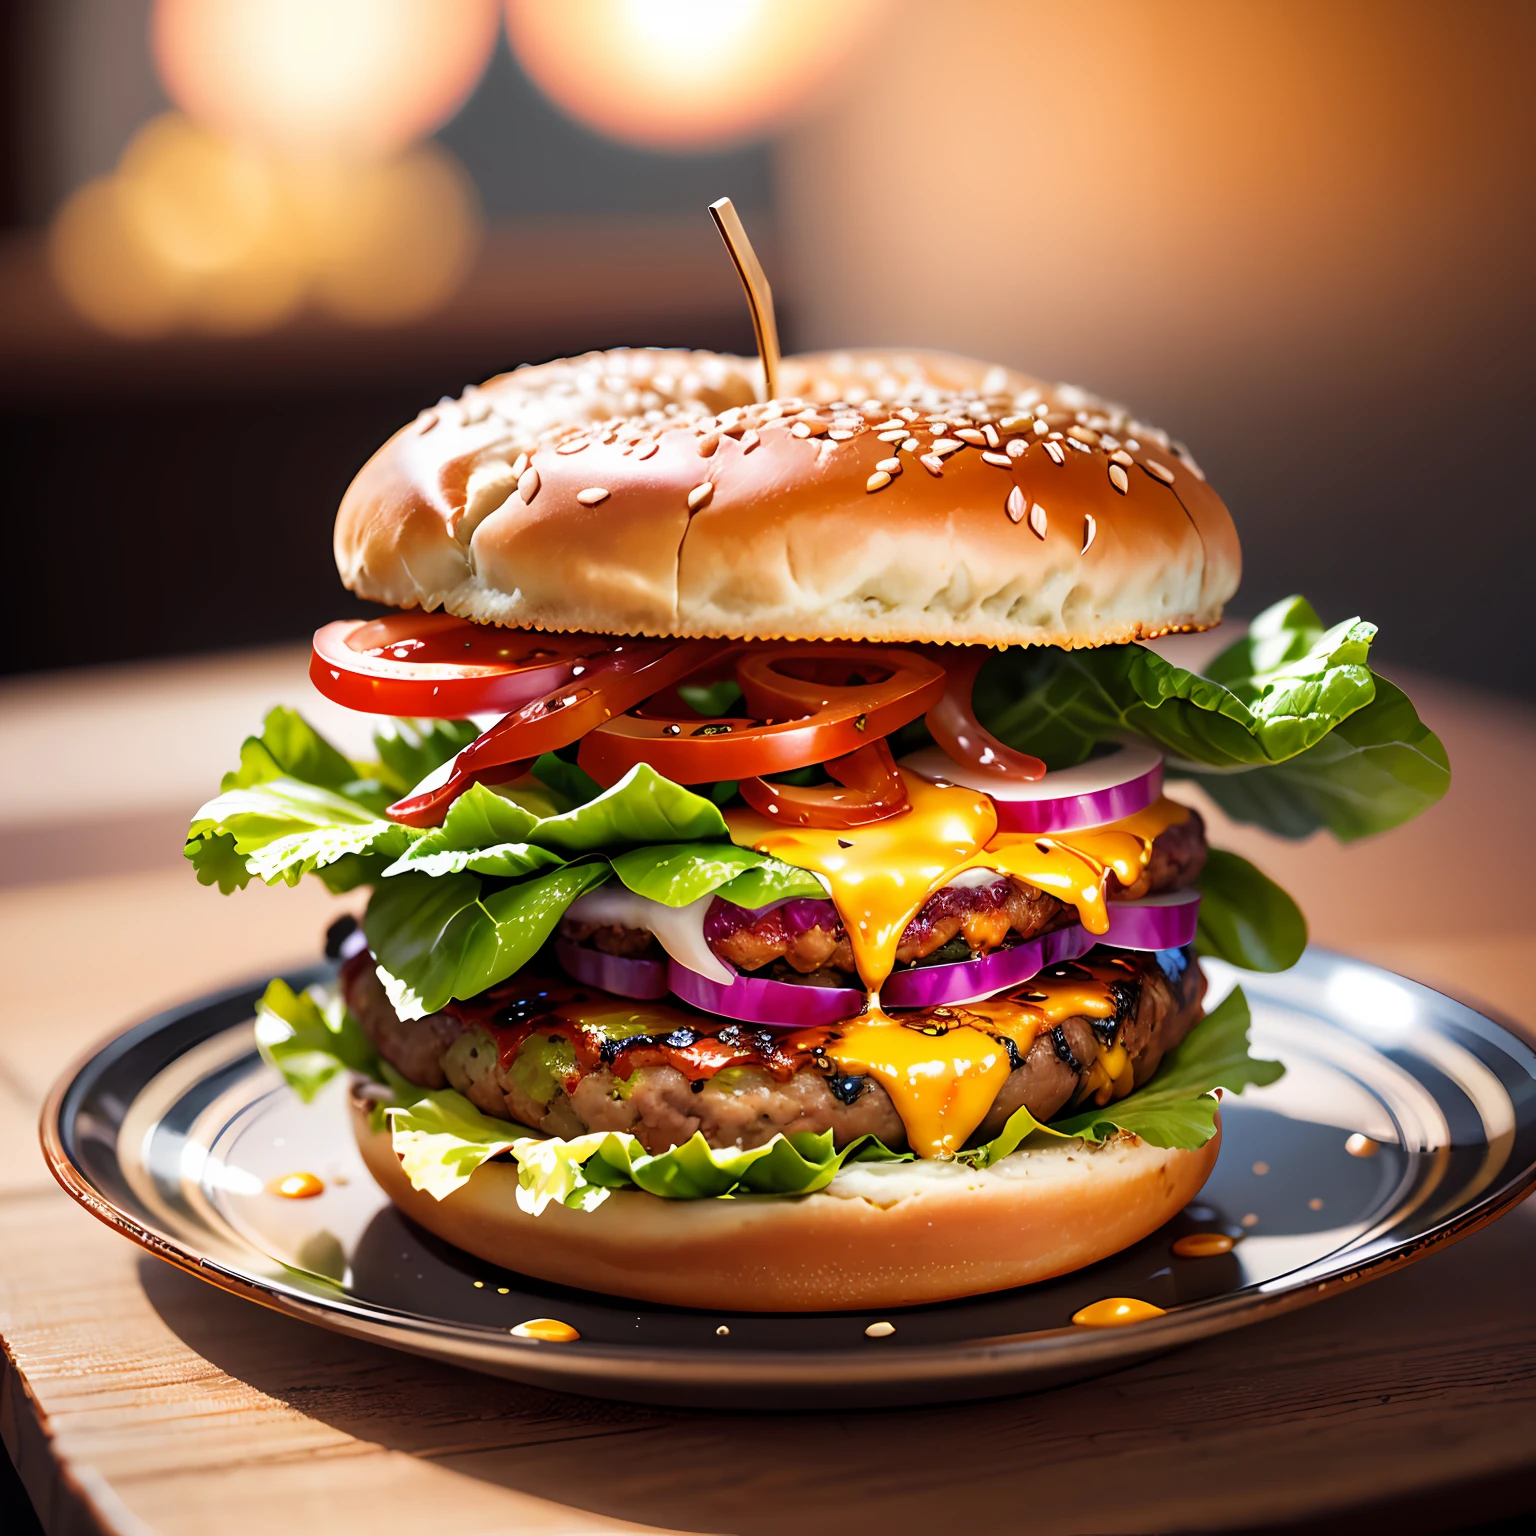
[267,1172,324,1199]
[1345,1133,1380,1158]
[511,1318,580,1342]
[1072,1297,1166,1327]
[1172,1232,1236,1258]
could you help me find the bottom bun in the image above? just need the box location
[352,1098,1220,1311]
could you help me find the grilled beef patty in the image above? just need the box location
[341,947,1206,1157]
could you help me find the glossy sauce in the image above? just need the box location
[1072,1297,1167,1327]
[511,1317,580,1342]
[1171,1232,1237,1258]
[267,1172,324,1199]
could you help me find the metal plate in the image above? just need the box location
[41,953,1536,1408]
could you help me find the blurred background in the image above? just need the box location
[1,0,1533,694]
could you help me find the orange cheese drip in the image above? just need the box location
[267,1172,324,1199]
[1072,1297,1166,1327]
[819,975,1118,1159]
[725,771,996,990]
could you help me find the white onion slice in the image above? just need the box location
[563,886,735,985]
[901,739,1163,833]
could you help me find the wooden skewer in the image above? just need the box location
[709,197,780,403]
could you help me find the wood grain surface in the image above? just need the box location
[2,648,1534,1536]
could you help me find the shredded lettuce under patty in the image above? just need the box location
[256,980,1279,1212]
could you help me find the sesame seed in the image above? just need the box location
[697,432,720,457]
[557,439,587,454]
[954,428,986,446]
[1109,463,1130,493]
[741,429,760,452]
[518,467,540,503]
[982,450,1012,468]
[792,418,829,438]
[874,419,905,431]
[982,424,1001,448]
[576,487,610,506]
[1028,502,1048,539]
[1145,458,1175,483]
[511,452,529,479]
[928,421,948,434]
[875,457,902,474]
[1082,514,1097,553]
[931,438,964,456]
[1110,449,1134,467]
[688,483,714,511]
[864,1321,896,1338]
[829,429,857,441]
[1032,419,1049,436]
[791,422,813,438]
[1068,426,1100,446]
[1006,486,1027,523]
[866,470,892,492]
[920,454,945,476]
[1068,437,1091,452]
[878,428,907,442]
[902,437,920,452]
[1006,438,1026,458]
[1000,415,1032,432]
[1044,441,1066,464]
[636,441,658,460]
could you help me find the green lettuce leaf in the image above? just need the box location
[1185,675,1449,841]
[371,718,481,795]
[974,595,1448,840]
[377,1083,905,1210]
[527,763,730,854]
[254,977,378,1102]
[188,777,417,888]
[380,782,561,879]
[365,862,610,1019]
[610,841,825,908]
[529,751,604,808]
[385,1090,535,1200]
[1196,849,1308,972]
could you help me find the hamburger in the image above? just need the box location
[187,344,1448,1312]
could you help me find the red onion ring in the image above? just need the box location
[554,938,669,1000]
[901,739,1163,834]
[880,924,1098,1010]
[738,740,910,828]
[665,958,864,1028]
[1101,888,1201,951]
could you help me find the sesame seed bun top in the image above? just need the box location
[333,348,1240,648]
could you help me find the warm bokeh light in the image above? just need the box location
[153,0,501,158]
[505,0,880,151]
[49,115,481,336]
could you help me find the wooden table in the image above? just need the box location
[3,647,1534,1535]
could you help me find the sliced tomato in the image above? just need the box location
[311,614,607,717]
[738,740,910,827]
[387,639,719,825]
[578,645,945,786]
[925,650,1046,782]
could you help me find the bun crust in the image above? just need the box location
[336,349,1240,650]
[352,1097,1220,1311]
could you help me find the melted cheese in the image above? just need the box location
[725,772,997,989]
[724,781,1194,1160]
[819,975,1120,1158]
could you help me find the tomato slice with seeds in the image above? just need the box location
[577,645,945,786]
[738,740,910,827]
[387,639,720,826]
[310,614,606,718]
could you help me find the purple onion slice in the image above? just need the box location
[900,740,1163,834]
[554,937,669,1000]
[666,958,864,1028]
[1101,887,1201,951]
[880,923,1099,1010]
